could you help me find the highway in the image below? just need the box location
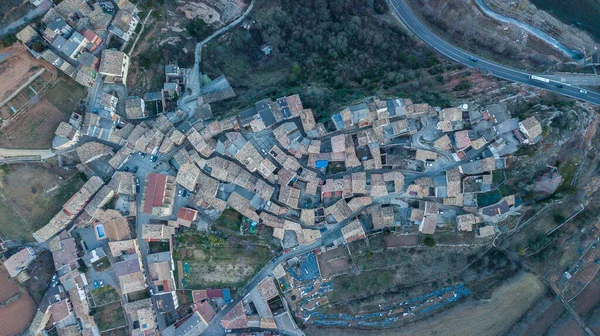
[388,0,600,106]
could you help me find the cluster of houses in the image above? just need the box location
[2,71,546,334]
[17,0,140,88]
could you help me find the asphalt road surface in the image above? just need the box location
[388,0,600,106]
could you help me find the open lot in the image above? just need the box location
[216,208,242,232]
[320,272,543,336]
[396,272,544,336]
[94,301,126,332]
[0,98,64,149]
[0,161,86,242]
[92,286,120,307]
[0,75,86,149]
[22,250,55,304]
[348,241,486,286]
[0,45,56,103]
[175,232,272,289]
[317,247,351,277]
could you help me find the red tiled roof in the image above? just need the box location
[143,173,167,213]
[192,290,208,303]
[221,302,248,329]
[197,301,216,324]
[177,207,197,222]
[206,289,223,298]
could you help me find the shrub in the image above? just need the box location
[424,236,436,247]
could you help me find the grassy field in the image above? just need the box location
[92,287,120,307]
[0,162,86,242]
[175,232,272,289]
[326,243,487,303]
[44,76,87,118]
[94,302,126,332]
[216,208,242,232]
[399,272,544,335]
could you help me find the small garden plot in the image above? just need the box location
[93,302,126,332]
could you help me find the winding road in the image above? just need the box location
[387,0,600,106]
[177,0,255,116]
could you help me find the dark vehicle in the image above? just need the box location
[556,84,564,88]
[469,56,478,62]
[139,152,147,157]
[136,185,140,193]
[132,166,138,173]
[123,167,129,172]
[150,155,157,162]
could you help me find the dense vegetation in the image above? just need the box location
[204,0,455,119]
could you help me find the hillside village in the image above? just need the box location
[0,0,562,335]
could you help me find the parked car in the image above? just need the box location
[178,189,184,197]
[139,152,147,157]
[178,189,188,198]
[149,288,154,295]
[132,166,138,173]
[94,280,99,288]
[136,178,140,186]
[123,167,129,172]
[99,280,104,287]
[150,155,157,162]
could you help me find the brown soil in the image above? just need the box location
[0,161,85,242]
[571,274,600,318]
[0,45,57,103]
[0,98,64,149]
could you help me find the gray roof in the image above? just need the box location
[113,257,141,276]
[494,118,519,135]
[78,51,96,68]
[481,199,510,216]
[238,107,258,126]
[256,99,276,127]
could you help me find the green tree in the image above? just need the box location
[424,236,436,247]
[289,62,301,83]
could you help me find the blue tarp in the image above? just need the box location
[222,289,232,303]
[315,160,329,169]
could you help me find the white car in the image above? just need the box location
[580,89,588,94]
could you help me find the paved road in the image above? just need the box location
[546,74,600,86]
[177,0,255,116]
[472,0,580,60]
[201,200,385,335]
[388,0,600,106]
[0,147,55,159]
[0,0,52,37]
